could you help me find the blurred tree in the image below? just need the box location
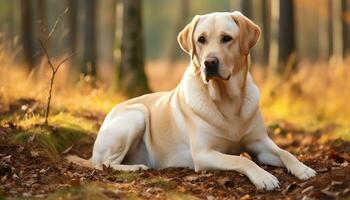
[67,0,78,55]
[241,0,252,18]
[98,0,117,83]
[278,0,296,74]
[262,0,270,65]
[250,0,270,65]
[318,0,331,60]
[81,0,97,76]
[1,0,17,52]
[20,0,35,69]
[329,0,334,56]
[230,0,242,11]
[168,0,190,62]
[36,0,48,62]
[37,0,47,35]
[343,0,350,56]
[329,0,343,58]
[119,0,150,97]
[230,0,241,11]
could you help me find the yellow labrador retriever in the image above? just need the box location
[69,12,316,190]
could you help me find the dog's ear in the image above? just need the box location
[231,11,261,55]
[177,16,200,59]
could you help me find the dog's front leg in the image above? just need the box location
[245,136,316,180]
[192,150,280,190]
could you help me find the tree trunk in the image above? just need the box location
[81,0,97,76]
[278,0,296,74]
[67,0,78,54]
[168,0,190,62]
[37,0,47,35]
[328,0,334,57]
[329,0,343,57]
[342,0,350,56]
[241,0,252,18]
[262,0,270,65]
[20,0,34,69]
[230,0,241,11]
[98,0,117,83]
[318,0,330,60]
[119,0,150,97]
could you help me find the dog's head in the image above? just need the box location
[178,12,260,83]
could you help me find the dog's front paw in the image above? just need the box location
[249,168,280,191]
[290,163,316,180]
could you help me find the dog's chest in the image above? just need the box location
[214,115,247,142]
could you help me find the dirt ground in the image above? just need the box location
[0,99,350,200]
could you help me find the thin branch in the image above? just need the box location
[47,8,69,42]
[55,52,75,73]
[39,39,55,72]
[38,7,73,125]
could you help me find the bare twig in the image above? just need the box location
[39,8,74,125]
[56,53,75,72]
[47,8,69,42]
[39,39,55,72]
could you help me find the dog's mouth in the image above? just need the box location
[201,66,231,82]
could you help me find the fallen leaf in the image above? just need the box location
[317,168,328,173]
[340,161,348,167]
[61,145,73,154]
[282,182,298,195]
[240,194,250,200]
[28,135,35,142]
[302,186,314,194]
[16,147,24,153]
[30,150,39,157]
[12,173,19,180]
[184,175,199,182]
[217,176,231,186]
[1,175,7,182]
[330,181,343,186]
[321,188,340,197]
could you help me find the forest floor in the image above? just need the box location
[0,97,350,200]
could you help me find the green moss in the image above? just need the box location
[146,177,177,190]
[115,171,140,182]
[16,112,98,133]
[13,122,95,157]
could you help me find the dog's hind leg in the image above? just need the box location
[92,108,149,171]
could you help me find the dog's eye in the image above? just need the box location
[222,35,233,43]
[198,36,206,44]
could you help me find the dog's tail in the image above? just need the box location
[66,155,93,168]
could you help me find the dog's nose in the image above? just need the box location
[204,57,219,68]
[203,57,220,80]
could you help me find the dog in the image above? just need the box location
[68,11,316,191]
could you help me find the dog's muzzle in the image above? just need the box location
[203,57,220,81]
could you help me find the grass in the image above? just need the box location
[1,110,97,157]
[13,124,93,154]
[146,177,177,190]
[47,183,134,200]
[256,59,350,140]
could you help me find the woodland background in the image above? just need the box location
[0,0,350,199]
